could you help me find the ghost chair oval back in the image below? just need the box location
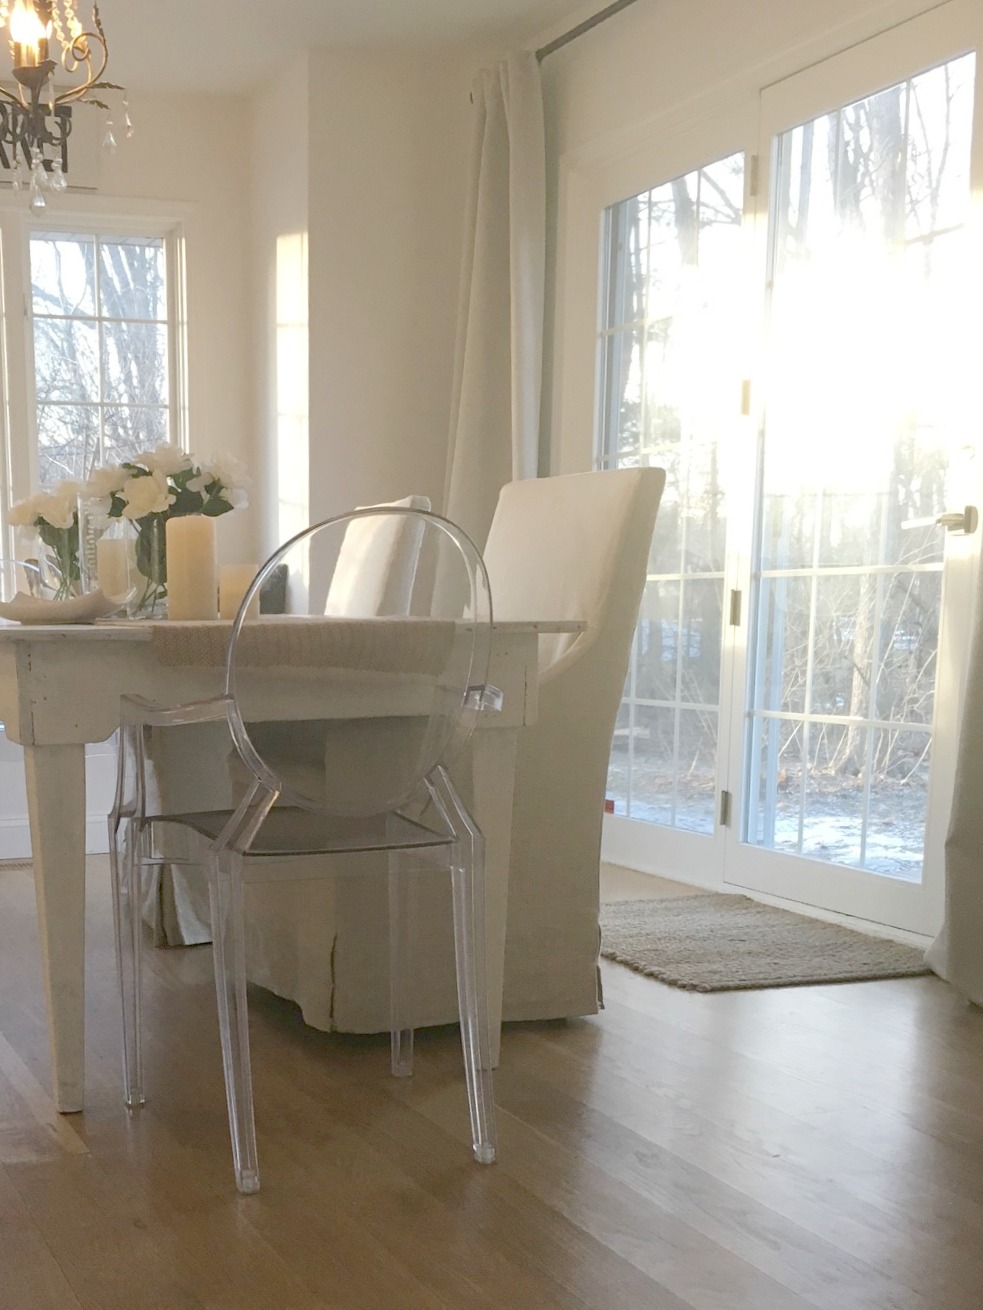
[149,493,434,948]
[108,507,498,1193]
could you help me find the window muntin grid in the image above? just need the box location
[29,231,172,488]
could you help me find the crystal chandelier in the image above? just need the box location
[0,0,129,210]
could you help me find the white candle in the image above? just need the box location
[165,515,218,620]
[219,564,260,620]
[95,536,132,603]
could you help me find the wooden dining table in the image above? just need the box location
[0,616,582,1113]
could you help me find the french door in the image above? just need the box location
[555,0,983,934]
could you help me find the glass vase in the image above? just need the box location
[14,520,81,601]
[78,498,138,616]
[128,513,168,618]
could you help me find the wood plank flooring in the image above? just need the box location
[2,858,982,1309]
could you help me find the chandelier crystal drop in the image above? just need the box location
[1,1,127,210]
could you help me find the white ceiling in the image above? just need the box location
[102,0,591,95]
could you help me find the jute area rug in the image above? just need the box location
[599,894,932,992]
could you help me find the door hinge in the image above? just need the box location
[748,153,759,199]
[740,378,751,416]
[719,789,732,827]
[729,588,742,626]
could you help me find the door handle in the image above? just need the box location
[936,506,978,534]
[901,505,978,534]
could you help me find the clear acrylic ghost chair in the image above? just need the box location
[146,493,433,947]
[108,507,498,1193]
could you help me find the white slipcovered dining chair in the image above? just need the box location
[229,467,665,1033]
[109,507,498,1193]
[324,493,431,616]
[484,467,666,1020]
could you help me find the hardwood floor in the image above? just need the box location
[2,858,983,1309]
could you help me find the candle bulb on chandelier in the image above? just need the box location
[9,0,48,65]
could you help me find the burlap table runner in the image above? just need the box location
[150,616,456,673]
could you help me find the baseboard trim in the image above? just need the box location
[0,816,109,862]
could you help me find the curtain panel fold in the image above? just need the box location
[927,564,983,1008]
[444,51,545,549]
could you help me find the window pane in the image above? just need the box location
[34,320,99,402]
[29,231,174,489]
[598,152,743,834]
[756,575,811,715]
[906,58,974,237]
[636,581,678,701]
[866,728,930,878]
[99,238,167,320]
[597,324,645,462]
[679,578,723,706]
[628,705,675,826]
[101,322,169,406]
[37,404,101,485]
[747,51,974,883]
[30,234,96,317]
[607,702,630,816]
[103,407,170,464]
[674,709,717,834]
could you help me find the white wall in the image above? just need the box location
[542,0,939,155]
[249,70,310,560]
[307,49,472,521]
[245,49,477,556]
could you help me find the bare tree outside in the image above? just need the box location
[30,232,170,489]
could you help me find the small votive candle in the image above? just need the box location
[95,535,132,604]
[219,564,260,620]
[165,515,218,620]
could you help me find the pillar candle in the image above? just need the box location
[219,564,260,620]
[95,535,132,604]
[165,515,218,620]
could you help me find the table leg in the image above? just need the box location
[470,727,518,1067]
[22,743,87,1113]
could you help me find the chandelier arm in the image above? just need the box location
[52,28,109,105]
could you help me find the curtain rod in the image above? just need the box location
[535,0,642,61]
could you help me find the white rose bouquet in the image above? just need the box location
[7,481,83,599]
[8,446,249,610]
[86,444,249,521]
[83,444,250,612]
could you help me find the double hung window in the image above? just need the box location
[1,212,185,532]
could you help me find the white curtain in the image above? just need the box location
[444,51,545,550]
[926,574,983,1007]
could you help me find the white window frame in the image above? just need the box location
[0,194,190,546]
